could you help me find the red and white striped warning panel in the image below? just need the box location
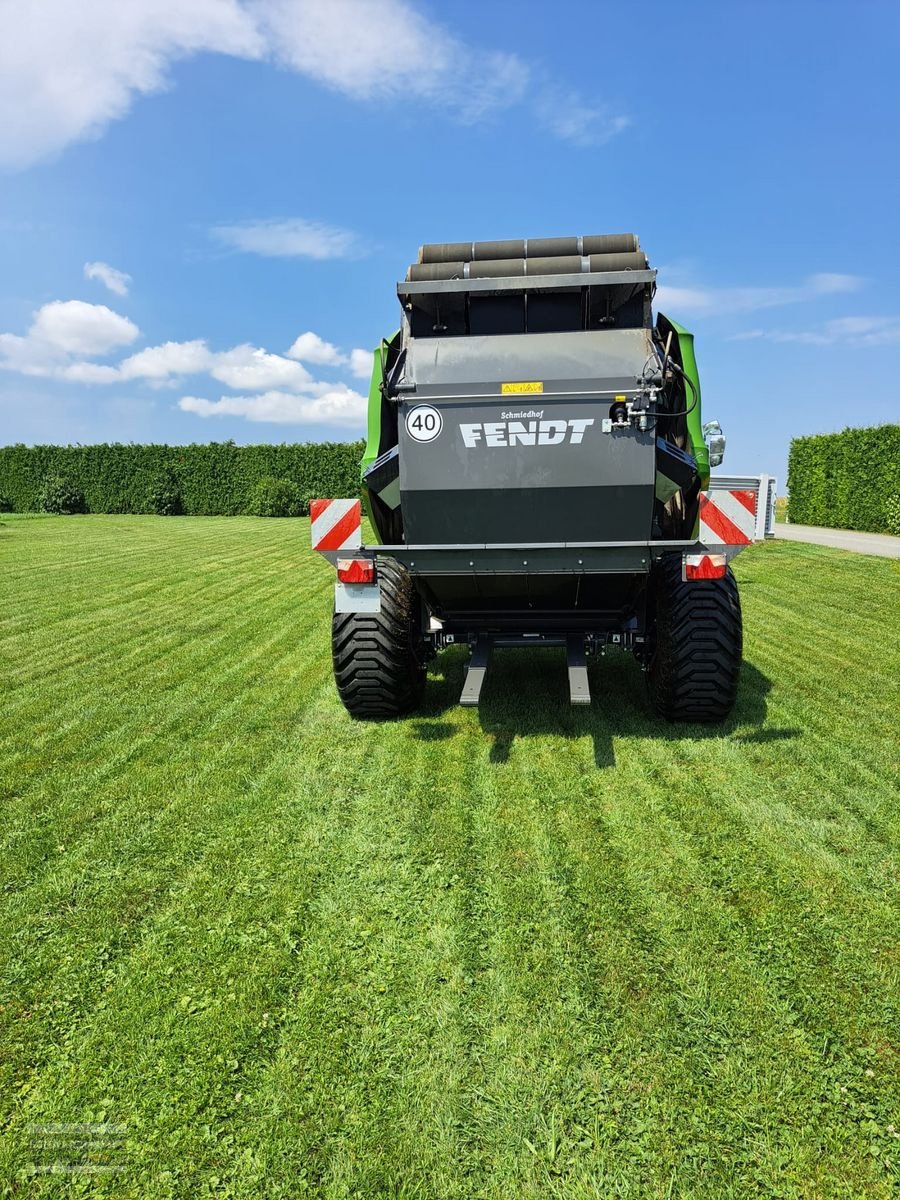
[699,487,757,545]
[310,499,361,552]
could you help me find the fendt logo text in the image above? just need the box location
[460,417,594,448]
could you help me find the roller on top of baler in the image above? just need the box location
[311,233,776,721]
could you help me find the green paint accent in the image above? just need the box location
[663,317,710,489]
[361,343,387,476]
[360,336,398,544]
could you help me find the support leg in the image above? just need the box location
[566,635,591,706]
[460,637,492,707]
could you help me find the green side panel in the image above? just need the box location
[361,343,387,476]
[360,335,397,544]
[664,317,710,489]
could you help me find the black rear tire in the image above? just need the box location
[332,558,426,719]
[647,554,743,722]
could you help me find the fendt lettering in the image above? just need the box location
[460,418,594,448]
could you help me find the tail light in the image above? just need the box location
[683,553,727,580]
[337,557,375,585]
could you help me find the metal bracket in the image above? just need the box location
[334,581,381,614]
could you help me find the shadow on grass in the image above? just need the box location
[414,644,796,768]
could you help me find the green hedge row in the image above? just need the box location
[0,441,365,515]
[787,424,900,534]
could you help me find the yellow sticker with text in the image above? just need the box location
[501,381,544,394]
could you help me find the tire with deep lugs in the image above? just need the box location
[332,558,425,719]
[648,554,743,721]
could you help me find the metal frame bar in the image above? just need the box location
[398,269,656,296]
[365,539,747,577]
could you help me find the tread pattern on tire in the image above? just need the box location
[332,558,425,719]
[648,554,743,722]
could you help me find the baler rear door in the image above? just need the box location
[399,329,656,545]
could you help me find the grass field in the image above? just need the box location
[1,515,898,1198]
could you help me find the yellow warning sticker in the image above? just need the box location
[501,381,544,394]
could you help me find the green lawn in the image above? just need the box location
[1,515,898,1199]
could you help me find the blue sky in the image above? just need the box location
[1,0,898,484]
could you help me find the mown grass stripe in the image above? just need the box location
[0,518,897,1198]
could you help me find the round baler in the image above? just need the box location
[312,234,773,720]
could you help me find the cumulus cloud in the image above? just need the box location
[0,300,371,429]
[30,300,139,355]
[0,0,627,171]
[286,331,345,364]
[60,361,126,383]
[84,261,132,296]
[655,272,863,317]
[118,339,214,380]
[179,384,366,425]
[0,299,140,375]
[212,217,357,260]
[210,344,313,390]
[349,347,373,378]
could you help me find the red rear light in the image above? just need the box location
[684,553,727,580]
[337,557,375,584]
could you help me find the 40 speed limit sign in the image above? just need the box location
[405,404,443,443]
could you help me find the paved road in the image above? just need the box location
[775,523,900,558]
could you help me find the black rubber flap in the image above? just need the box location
[655,440,699,491]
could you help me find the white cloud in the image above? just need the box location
[211,217,358,260]
[54,338,316,390]
[286,331,345,364]
[824,316,900,341]
[533,85,631,147]
[84,261,132,296]
[118,339,214,380]
[31,300,139,355]
[253,0,528,120]
[809,273,861,296]
[654,285,720,315]
[179,383,366,425]
[349,348,373,379]
[655,272,863,317]
[0,0,265,170]
[0,299,140,376]
[210,344,313,390]
[729,315,900,348]
[0,332,52,376]
[0,301,370,426]
[61,361,126,383]
[0,0,626,171]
